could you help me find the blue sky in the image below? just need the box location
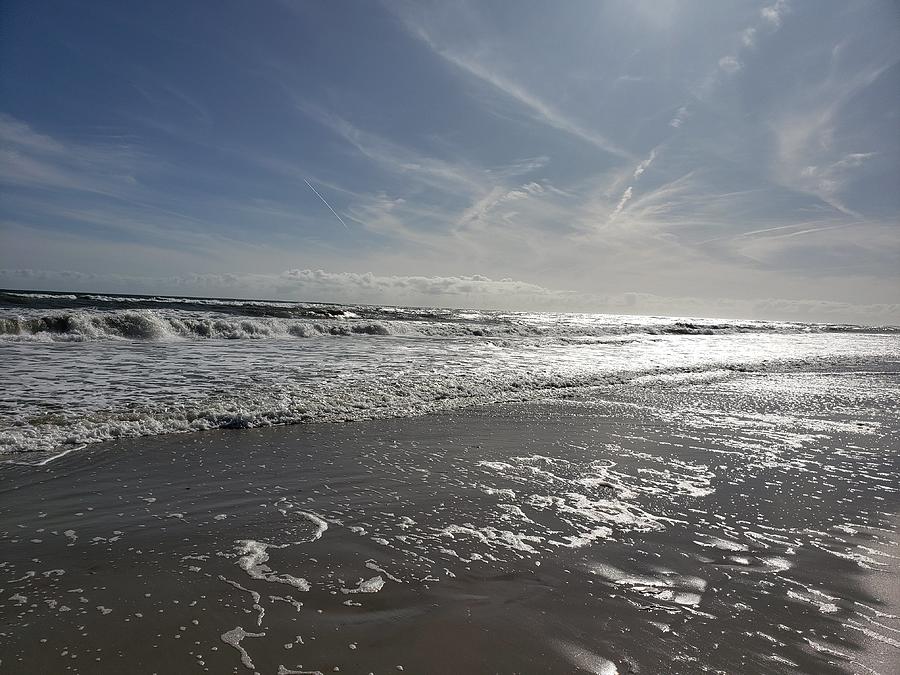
[1,0,898,322]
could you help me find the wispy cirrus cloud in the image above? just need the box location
[293,100,485,196]
[671,1,790,126]
[609,187,633,222]
[768,52,897,218]
[632,150,657,179]
[393,11,633,160]
[0,114,144,198]
[669,106,690,129]
[607,147,659,224]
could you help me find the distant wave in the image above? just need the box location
[0,308,894,342]
[0,290,354,321]
[2,290,896,343]
[5,292,79,300]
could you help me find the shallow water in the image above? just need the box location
[1,363,897,674]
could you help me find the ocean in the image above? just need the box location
[1,289,897,458]
[1,290,899,673]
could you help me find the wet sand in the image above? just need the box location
[1,368,899,674]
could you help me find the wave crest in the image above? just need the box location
[1,307,895,343]
[0,310,395,342]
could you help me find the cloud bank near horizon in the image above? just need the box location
[1,267,896,326]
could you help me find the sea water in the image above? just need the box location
[1,289,897,457]
[1,289,899,673]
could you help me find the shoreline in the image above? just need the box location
[4,353,898,461]
[1,367,898,674]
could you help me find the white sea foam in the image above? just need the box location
[235,540,311,591]
[365,561,403,583]
[340,576,385,594]
[440,524,542,553]
[299,512,329,541]
[220,627,265,670]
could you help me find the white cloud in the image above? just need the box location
[761,0,789,28]
[769,52,893,217]
[717,55,742,74]
[741,28,757,48]
[609,186,633,221]
[669,106,690,128]
[632,149,657,179]
[450,179,565,242]
[674,0,790,125]
[796,152,876,209]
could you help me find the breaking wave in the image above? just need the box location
[1,362,752,456]
[0,309,891,342]
[0,311,393,342]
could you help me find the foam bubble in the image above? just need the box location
[220,627,265,670]
[340,576,385,594]
[235,540,311,591]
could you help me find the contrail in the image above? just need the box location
[304,179,349,230]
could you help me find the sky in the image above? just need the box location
[1,0,898,323]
